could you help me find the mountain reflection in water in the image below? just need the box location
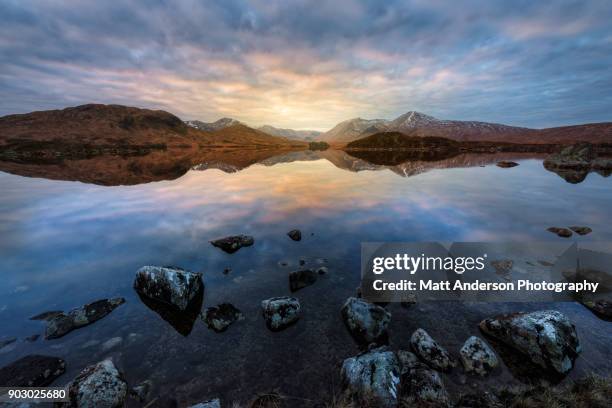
[1,147,601,186]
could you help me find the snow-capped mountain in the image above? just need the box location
[318,111,533,144]
[258,125,321,141]
[185,117,242,131]
[316,118,390,144]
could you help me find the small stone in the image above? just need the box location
[341,297,390,345]
[261,296,301,331]
[289,269,317,292]
[547,227,573,238]
[396,350,421,375]
[223,267,231,275]
[459,336,498,376]
[570,226,592,236]
[582,299,612,320]
[25,334,40,342]
[210,235,254,253]
[410,328,455,371]
[188,399,221,408]
[316,266,328,275]
[299,258,306,266]
[287,229,302,241]
[496,161,519,168]
[201,303,244,332]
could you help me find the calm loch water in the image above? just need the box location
[1,151,612,406]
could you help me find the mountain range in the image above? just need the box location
[316,111,612,145]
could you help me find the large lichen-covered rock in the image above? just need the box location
[45,298,125,339]
[341,297,390,345]
[410,328,456,371]
[0,355,66,387]
[402,367,450,407]
[210,235,254,253]
[543,143,595,170]
[134,266,203,311]
[261,296,301,331]
[479,310,581,375]
[68,359,127,408]
[341,347,400,408]
[459,336,498,376]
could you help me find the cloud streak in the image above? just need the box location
[1,0,611,129]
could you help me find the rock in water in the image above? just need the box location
[130,380,152,402]
[68,359,127,408]
[396,350,422,375]
[0,337,16,350]
[0,355,66,387]
[287,229,302,241]
[459,336,498,376]
[410,328,455,371]
[547,227,573,238]
[544,143,595,170]
[29,310,64,321]
[134,266,203,311]
[403,367,450,407]
[479,310,581,375]
[496,161,519,168]
[201,303,244,332]
[582,299,612,321]
[341,347,400,408]
[289,269,317,292]
[45,298,125,340]
[188,399,221,408]
[341,297,390,345]
[261,296,301,331]
[570,226,592,236]
[210,235,254,253]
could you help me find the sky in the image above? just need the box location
[1,0,611,131]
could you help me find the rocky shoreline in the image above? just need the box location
[1,232,611,407]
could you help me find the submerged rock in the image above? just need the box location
[496,161,519,168]
[402,367,450,407]
[316,266,328,275]
[459,336,498,376]
[134,266,203,311]
[210,235,254,253]
[289,269,317,292]
[0,355,66,387]
[396,350,422,375]
[201,303,245,332]
[45,298,125,340]
[341,347,400,408]
[287,229,302,241]
[261,296,301,331]
[0,337,16,350]
[29,310,64,321]
[410,328,455,372]
[25,334,40,342]
[547,227,573,238]
[188,399,221,408]
[570,226,592,236]
[341,297,390,345]
[101,337,123,352]
[68,359,127,408]
[130,380,152,402]
[582,299,612,321]
[479,310,581,375]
